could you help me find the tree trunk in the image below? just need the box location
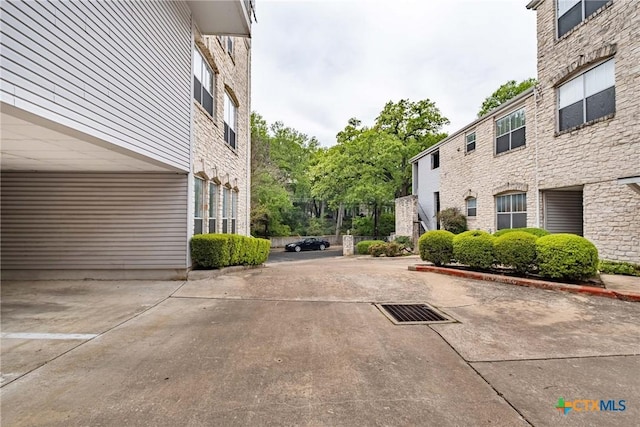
[373,202,379,238]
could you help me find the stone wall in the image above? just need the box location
[533,0,640,262]
[439,93,538,234]
[395,195,419,245]
[192,34,251,236]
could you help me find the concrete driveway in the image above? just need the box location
[2,256,639,426]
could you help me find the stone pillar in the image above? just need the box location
[342,235,354,256]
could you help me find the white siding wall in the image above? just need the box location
[416,154,440,231]
[0,1,192,171]
[1,173,188,270]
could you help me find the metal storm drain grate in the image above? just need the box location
[375,303,456,325]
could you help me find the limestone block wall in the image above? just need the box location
[533,0,639,262]
[395,195,419,244]
[192,34,251,236]
[439,94,538,233]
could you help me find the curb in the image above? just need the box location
[409,265,640,302]
[187,264,264,281]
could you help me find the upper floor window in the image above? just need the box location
[466,198,477,217]
[558,59,615,132]
[495,108,525,155]
[431,150,440,169]
[224,92,237,149]
[226,37,234,56]
[558,0,609,38]
[465,132,476,153]
[193,48,214,116]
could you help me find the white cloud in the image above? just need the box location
[252,0,537,146]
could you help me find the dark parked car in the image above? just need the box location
[284,237,330,252]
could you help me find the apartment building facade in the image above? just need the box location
[402,0,639,263]
[1,0,254,279]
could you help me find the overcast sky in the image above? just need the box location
[251,0,538,147]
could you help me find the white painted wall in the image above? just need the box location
[415,152,440,231]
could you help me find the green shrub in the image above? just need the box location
[598,260,640,277]
[418,230,455,266]
[437,207,468,234]
[356,240,385,255]
[494,231,538,273]
[190,234,270,268]
[368,243,387,257]
[385,242,403,257]
[394,235,414,251]
[453,230,495,270]
[536,234,598,280]
[493,227,550,238]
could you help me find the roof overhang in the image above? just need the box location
[526,0,544,10]
[618,176,640,195]
[187,0,253,37]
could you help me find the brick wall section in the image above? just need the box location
[439,94,538,233]
[193,35,250,235]
[534,0,639,262]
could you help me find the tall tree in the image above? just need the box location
[477,78,537,117]
[374,99,449,197]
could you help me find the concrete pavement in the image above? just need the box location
[2,256,639,426]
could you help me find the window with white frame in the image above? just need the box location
[209,182,218,233]
[557,0,609,38]
[496,193,527,230]
[222,187,230,233]
[226,36,234,56]
[224,92,237,149]
[466,132,476,153]
[558,59,615,132]
[466,198,477,217]
[231,190,238,234]
[193,48,214,116]
[194,177,205,234]
[495,108,525,155]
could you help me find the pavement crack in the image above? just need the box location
[469,353,640,364]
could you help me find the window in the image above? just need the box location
[222,187,230,233]
[193,48,214,116]
[558,59,615,132]
[209,182,218,233]
[226,36,234,56]
[224,92,237,149]
[434,192,441,230]
[495,108,525,154]
[465,132,476,153]
[431,150,440,169]
[466,198,477,217]
[231,190,238,234]
[557,0,609,38]
[496,193,527,230]
[194,177,205,234]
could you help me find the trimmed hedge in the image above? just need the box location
[369,242,404,257]
[493,227,550,238]
[191,234,270,269]
[356,240,385,255]
[599,260,640,277]
[418,230,454,266]
[536,234,598,280]
[453,230,495,270]
[494,231,538,273]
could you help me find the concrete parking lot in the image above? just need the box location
[2,255,639,426]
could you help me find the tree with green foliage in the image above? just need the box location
[477,78,537,117]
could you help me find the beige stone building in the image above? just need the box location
[192,34,251,237]
[402,0,639,263]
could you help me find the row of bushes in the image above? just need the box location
[191,234,270,268]
[357,237,414,257]
[419,229,599,280]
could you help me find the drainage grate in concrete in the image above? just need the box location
[375,303,456,325]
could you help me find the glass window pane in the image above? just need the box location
[559,76,584,109]
[194,178,204,218]
[232,191,237,219]
[512,213,527,228]
[558,2,583,37]
[497,213,511,230]
[559,100,584,131]
[496,134,510,154]
[586,86,615,122]
[585,0,608,17]
[511,127,526,149]
[558,0,580,16]
[222,188,229,218]
[585,59,614,98]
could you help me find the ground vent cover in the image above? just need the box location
[375,303,456,325]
